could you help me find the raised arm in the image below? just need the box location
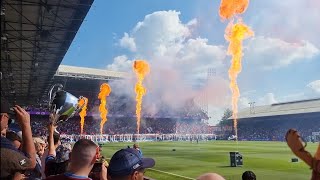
[14,105,36,168]
[286,129,313,168]
[48,116,57,156]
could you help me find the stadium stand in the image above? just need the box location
[226,98,320,141]
[1,0,94,106]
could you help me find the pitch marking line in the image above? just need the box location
[149,168,195,180]
[104,157,194,179]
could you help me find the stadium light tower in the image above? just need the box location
[207,68,217,78]
[205,68,217,123]
[248,102,256,114]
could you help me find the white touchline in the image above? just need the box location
[149,168,195,180]
[104,157,194,179]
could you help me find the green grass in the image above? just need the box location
[101,141,318,180]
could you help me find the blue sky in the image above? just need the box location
[62,0,320,124]
[63,0,223,68]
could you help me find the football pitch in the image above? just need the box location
[101,141,317,180]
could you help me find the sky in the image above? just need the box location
[62,0,320,125]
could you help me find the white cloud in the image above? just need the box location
[186,18,198,27]
[119,33,136,52]
[128,10,191,56]
[251,0,320,47]
[239,92,278,109]
[239,96,250,109]
[307,80,320,94]
[110,10,226,80]
[107,10,229,124]
[106,55,132,71]
[258,93,278,105]
[246,36,319,70]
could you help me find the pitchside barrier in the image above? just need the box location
[60,133,217,143]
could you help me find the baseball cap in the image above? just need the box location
[8,123,22,139]
[108,148,155,177]
[56,143,72,163]
[6,131,22,143]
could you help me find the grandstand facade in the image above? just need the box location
[236,98,320,120]
[227,98,320,141]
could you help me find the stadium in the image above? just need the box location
[1,0,319,180]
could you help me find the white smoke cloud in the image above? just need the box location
[107,10,229,124]
[246,36,319,70]
[106,9,319,125]
[307,80,320,94]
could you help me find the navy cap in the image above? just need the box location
[108,148,155,177]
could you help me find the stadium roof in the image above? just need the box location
[233,98,320,120]
[55,65,128,80]
[1,0,94,105]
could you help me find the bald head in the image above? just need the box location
[70,139,98,167]
[197,173,225,180]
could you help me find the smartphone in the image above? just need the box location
[91,162,102,172]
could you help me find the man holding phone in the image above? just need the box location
[0,98,36,179]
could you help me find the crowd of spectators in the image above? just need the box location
[234,118,319,141]
[2,96,320,179]
[30,115,209,135]
[30,113,319,142]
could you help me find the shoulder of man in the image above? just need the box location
[0,137,33,178]
[45,159,69,177]
[45,174,66,180]
[45,174,91,180]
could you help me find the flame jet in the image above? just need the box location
[79,97,88,135]
[133,60,150,134]
[98,83,111,134]
[219,0,254,140]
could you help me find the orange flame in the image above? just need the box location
[133,60,150,134]
[219,0,253,141]
[98,83,111,134]
[225,20,253,138]
[219,0,249,20]
[79,97,88,135]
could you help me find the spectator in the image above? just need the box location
[196,173,225,180]
[242,171,256,180]
[41,127,61,178]
[45,123,70,177]
[108,148,155,180]
[286,129,319,180]
[26,137,46,179]
[45,139,107,180]
[0,98,36,179]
